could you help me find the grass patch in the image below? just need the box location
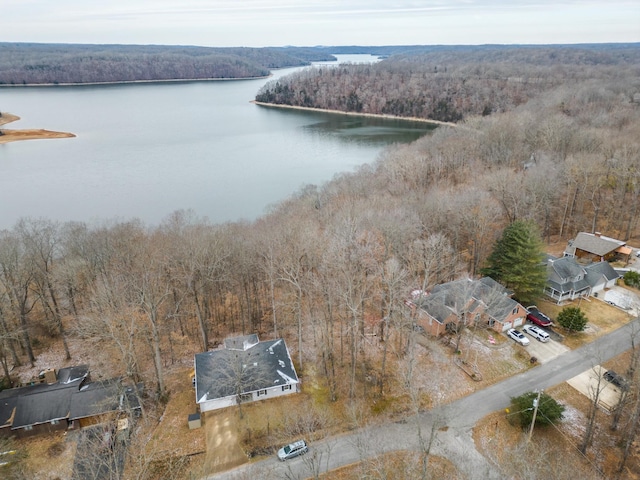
[536,297,632,349]
[319,451,461,480]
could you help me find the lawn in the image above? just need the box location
[536,296,633,349]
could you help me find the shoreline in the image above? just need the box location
[0,113,76,144]
[0,75,272,88]
[250,101,458,127]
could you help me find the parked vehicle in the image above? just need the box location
[277,440,308,461]
[522,324,550,343]
[526,306,552,327]
[603,370,629,391]
[507,328,530,346]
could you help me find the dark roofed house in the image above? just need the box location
[69,379,142,429]
[564,232,631,263]
[11,383,78,436]
[544,255,620,304]
[195,335,299,412]
[409,277,527,336]
[0,366,141,439]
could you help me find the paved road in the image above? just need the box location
[208,316,640,480]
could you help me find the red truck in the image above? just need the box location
[526,306,552,327]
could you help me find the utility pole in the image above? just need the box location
[528,389,542,442]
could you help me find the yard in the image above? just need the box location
[474,349,640,480]
[535,295,633,349]
[9,281,637,479]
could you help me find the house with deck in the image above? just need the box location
[544,255,619,304]
[564,232,632,263]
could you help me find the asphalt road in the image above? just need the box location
[208,316,640,480]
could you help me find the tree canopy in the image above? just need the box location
[557,306,588,332]
[510,391,565,429]
[481,220,547,305]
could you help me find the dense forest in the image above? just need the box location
[0,43,336,84]
[1,44,640,478]
[256,44,640,121]
[2,41,639,403]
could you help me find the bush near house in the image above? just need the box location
[556,306,588,332]
[623,271,640,289]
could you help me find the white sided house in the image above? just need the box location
[194,334,300,413]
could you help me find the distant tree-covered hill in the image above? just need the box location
[256,44,640,122]
[0,43,336,85]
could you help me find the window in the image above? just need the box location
[24,425,33,431]
[51,419,60,425]
[257,389,268,397]
[282,385,292,392]
[512,306,519,314]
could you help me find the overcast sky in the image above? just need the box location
[3,1,639,47]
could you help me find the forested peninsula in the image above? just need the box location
[255,44,640,123]
[0,43,336,85]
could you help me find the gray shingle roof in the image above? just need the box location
[584,261,620,284]
[571,232,625,256]
[224,334,259,351]
[195,337,299,404]
[549,257,585,281]
[545,256,620,293]
[416,277,520,325]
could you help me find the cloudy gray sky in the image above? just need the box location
[3,1,639,47]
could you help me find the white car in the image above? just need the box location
[507,328,530,346]
[522,324,550,342]
[277,440,308,461]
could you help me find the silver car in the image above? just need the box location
[277,440,308,461]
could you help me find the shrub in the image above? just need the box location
[510,391,564,429]
[624,270,640,289]
[557,306,588,332]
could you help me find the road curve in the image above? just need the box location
[208,317,640,480]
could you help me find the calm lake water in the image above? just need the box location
[0,55,434,230]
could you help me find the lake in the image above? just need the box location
[0,55,434,230]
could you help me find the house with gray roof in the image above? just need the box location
[409,277,527,335]
[544,255,619,304]
[194,334,299,413]
[564,232,632,263]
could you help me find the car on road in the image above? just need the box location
[507,328,530,346]
[277,440,308,461]
[526,306,553,327]
[603,370,629,391]
[522,324,550,343]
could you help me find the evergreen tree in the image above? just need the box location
[510,391,565,429]
[557,306,588,332]
[481,220,546,304]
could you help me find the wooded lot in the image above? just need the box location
[1,43,639,478]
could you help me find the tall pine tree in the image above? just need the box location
[482,220,546,304]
